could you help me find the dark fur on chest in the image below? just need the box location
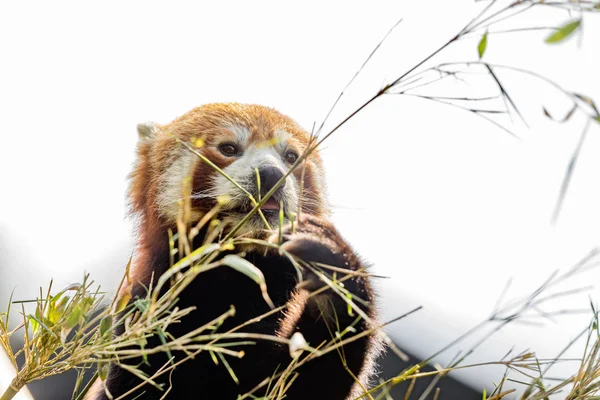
[100,217,376,400]
[105,253,297,399]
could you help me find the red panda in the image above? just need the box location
[90,103,380,400]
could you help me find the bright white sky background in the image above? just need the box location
[0,1,599,396]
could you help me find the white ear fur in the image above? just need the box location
[136,122,158,141]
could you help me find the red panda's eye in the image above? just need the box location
[219,143,240,156]
[285,151,298,164]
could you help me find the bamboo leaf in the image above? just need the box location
[545,20,581,44]
[48,295,70,325]
[222,255,275,309]
[209,350,219,365]
[172,243,221,270]
[29,314,57,338]
[98,362,110,381]
[65,296,94,328]
[478,32,488,59]
[100,315,113,337]
[574,93,600,116]
[65,305,83,329]
[50,283,81,303]
[216,351,239,385]
[552,121,591,223]
[345,293,354,317]
[115,289,132,313]
[156,326,173,364]
[278,202,284,245]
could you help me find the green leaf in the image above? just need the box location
[115,290,132,313]
[171,243,221,270]
[222,255,275,309]
[29,314,57,338]
[100,315,113,337]
[65,296,94,329]
[30,315,39,333]
[98,361,110,381]
[47,295,70,325]
[545,20,581,44]
[156,326,173,364]
[278,203,284,245]
[222,255,264,286]
[209,350,219,365]
[482,388,487,400]
[139,335,149,364]
[595,115,600,124]
[478,32,488,59]
[574,93,597,110]
[345,293,354,317]
[65,305,83,329]
[134,298,150,313]
[50,283,81,303]
[31,305,44,333]
[216,351,239,385]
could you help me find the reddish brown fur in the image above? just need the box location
[130,103,324,217]
[126,103,326,297]
[91,103,379,400]
[90,103,378,400]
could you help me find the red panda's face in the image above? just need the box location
[188,124,312,235]
[130,103,328,238]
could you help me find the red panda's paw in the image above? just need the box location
[270,214,344,263]
[268,215,350,292]
[272,215,340,247]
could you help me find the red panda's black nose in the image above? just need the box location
[258,166,285,197]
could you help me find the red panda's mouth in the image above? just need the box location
[260,198,280,211]
[223,196,283,216]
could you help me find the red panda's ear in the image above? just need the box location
[136,122,158,141]
[129,122,158,218]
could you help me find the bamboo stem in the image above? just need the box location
[0,379,23,400]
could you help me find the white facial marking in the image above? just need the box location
[155,125,320,230]
[156,150,198,221]
[212,129,300,229]
[225,124,250,145]
[273,129,291,152]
